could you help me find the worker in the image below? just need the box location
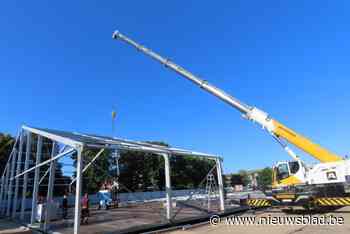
[81,193,89,224]
[62,194,68,219]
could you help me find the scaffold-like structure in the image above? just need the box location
[0,125,225,234]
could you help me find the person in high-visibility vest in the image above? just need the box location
[81,193,90,224]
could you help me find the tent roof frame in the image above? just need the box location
[22,125,221,160]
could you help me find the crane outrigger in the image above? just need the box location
[112,30,350,209]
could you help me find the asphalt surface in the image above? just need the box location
[168,207,350,234]
[0,219,32,234]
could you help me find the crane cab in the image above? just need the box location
[272,160,307,189]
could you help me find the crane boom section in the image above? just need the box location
[113,31,251,114]
[272,120,341,162]
[112,31,343,163]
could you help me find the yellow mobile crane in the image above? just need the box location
[112,31,350,208]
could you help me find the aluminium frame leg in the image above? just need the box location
[12,134,24,219]
[20,132,32,220]
[74,147,83,234]
[2,158,12,216]
[0,173,5,215]
[3,133,19,216]
[31,135,42,225]
[216,158,225,212]
[7,148,18,217]
[44,142,57,232]
[162,153,172,221]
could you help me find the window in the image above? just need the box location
[289,161,300,174]
[276,163,290,180]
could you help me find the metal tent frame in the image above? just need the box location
[0,125,225,234]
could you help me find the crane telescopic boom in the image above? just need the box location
[112,30,342,163]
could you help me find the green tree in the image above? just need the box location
[0,133,15,175]
[70,148,111,194]
[230,174,243,186]
[82,148,111,194]
[69,141,217,193]
[171,155,216,189]
[257,167,272,190]
[238,170,250,186]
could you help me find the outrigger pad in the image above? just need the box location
[314,197,350,206]
[247,199,272,207]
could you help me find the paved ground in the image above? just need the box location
[0,219,32,234]
[2,198,236,234]
[168,207,350,234]
[49,200,227,234]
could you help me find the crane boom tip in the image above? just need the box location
[112,30,120,39]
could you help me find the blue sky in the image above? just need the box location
[1,1,350,173]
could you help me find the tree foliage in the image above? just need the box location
[1,132,218,196]
[81,148,111,194]
[230,174,244,186]
[75,141,217,193]
[237,170,250,186]
[0,133,15,175]
[257,167,272,190]
[171,155,216,189]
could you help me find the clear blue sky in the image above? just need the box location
[1,1,350,173]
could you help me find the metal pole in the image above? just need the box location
[69,148,105,189]
[12,134,24,219]
[216,158,225,212]
[2,132,20,216]
[31,135,42,225]
[2,162,11,216]
[7,148,18,216]
[0,164,10,215]
[83,148,104,174]
[1,132,20,179]
[0,161,12,215]
[2,157,14,216]
[162,153,172,220]
[39,168,50,185]
[14,148,75,179]
[74,147,83,234]
[112,31,251,114]
[0,173,5,215]
[20,132,32,220]
[44,142,57,232]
